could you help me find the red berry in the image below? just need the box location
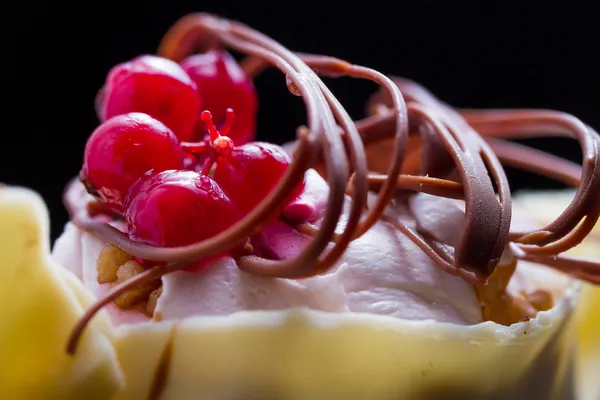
[214,142,304,214]
[100,55,201,142]
[82,113,184,213]
[125,170,240,247]
[181,50,257,145]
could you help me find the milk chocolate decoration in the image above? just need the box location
[66,13,600,353]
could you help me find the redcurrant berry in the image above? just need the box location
[100,55,201,142]
[182,50,257,144]
[214,142,305,214]
[125,170,240,247]
[82,113,184,213]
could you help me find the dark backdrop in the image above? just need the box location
[1,0,597,241]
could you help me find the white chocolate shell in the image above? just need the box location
[111,294,579,400]
[0,186,122,399]
[513,190,600,400]
[0,186,591,399]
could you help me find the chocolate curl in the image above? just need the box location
[66,13,600,354]
[367,77,600,280]
[75,14,600,285]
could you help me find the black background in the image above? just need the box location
[1,0,597,241]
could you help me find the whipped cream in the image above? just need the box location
[52,171,570,326]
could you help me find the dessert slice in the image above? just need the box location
[0,182,583,400]
[15,11,600,400]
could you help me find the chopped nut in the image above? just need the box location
[152,311,162,322]
[146,286,163,317]
[527,290,553,312]
[113,261,160,309]
[86,200,112,217]
[97,244,133,284]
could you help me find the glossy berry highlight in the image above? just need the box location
[82,113,184,213]
[182,50,257,144]
[214,142,304,214]
[125,170,240,247]
[99,55,201,142]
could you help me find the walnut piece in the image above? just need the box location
[527,290,553,312]
[146,286,163,317]
[97,244,132,284]
[113,260,161,309]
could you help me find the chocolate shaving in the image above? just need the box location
[361,173,464,200]
[65,13,600,354]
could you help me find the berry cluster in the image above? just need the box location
[81,51,304,250]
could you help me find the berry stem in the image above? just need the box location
[200,109,236,157]
[220,108,236,137]
[179,109,237,168]
[201,110,222,142]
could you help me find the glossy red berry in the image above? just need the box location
[181,50,257,145]
[125,170,240,247]
[82,113,184,213]
[100,55,201,142]
[214,142,304,214]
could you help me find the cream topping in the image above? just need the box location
[51,173,571,326]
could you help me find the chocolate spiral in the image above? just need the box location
[66,13,600,354]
